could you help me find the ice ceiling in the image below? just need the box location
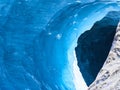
[0,0,120,90]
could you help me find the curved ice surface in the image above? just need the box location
[36,1,120,90]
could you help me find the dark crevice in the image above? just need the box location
[75,11,120,86]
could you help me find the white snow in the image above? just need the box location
[56,34,62,39]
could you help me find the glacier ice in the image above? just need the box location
[0,0,120,90]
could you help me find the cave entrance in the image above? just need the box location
[75,11,119,86]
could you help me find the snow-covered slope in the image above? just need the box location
[88,22,120,90]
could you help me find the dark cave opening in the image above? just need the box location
[75,11,120,86]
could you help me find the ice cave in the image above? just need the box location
[0,0,120,90]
